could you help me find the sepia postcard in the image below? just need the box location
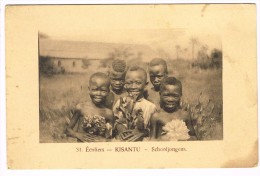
[5,4,257,169]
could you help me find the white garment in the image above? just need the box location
[113,97,157,128]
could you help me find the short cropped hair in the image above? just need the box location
[127,65,147,82]
[89,72,110,87]
[111,59,127,73]
[149,58,168,74]
[160,77,182,95]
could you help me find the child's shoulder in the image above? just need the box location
[177,108,191,121]
[141,98,157,109]
[151,111,160,120]
[151,110,169,124]
[75,102,84,111]
[76,101,90,110]
[103,107,113,116]
[75,101,97,115]
[142,98,155,105]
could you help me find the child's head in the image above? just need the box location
[109,59,127,93]
[88,72,110,106]
[125,66,148,98]
[159,77,182,112]
[149,58,168,91]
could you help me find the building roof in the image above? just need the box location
[39,38,158,61]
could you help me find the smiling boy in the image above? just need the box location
[150,77,197,141]
[113,66,157,141]
[147,58,168,106]
[66,72,114,142]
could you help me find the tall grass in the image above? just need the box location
[175,66,223,140]
[39,74,90,142]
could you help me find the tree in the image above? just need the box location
[197,45,210,69]
[190,38,199,60]
[175,45,181,59]
[38,32,49,39]
[39,56,55,75]
[156,48,170,59]
[210,48,222,69]
[107,47,134,60]
[183,48,188,59]
[201,45,208,52]
[199,45,209,63]
[82,59,91,68]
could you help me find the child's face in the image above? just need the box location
[149,65,167,90]
[88,77,109,105]
[110,71,125,92]
[160,84,181,112]
[125,71,147,98]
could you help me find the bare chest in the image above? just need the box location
[159,110,185,126]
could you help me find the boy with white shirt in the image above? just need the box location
[113,66,157,141]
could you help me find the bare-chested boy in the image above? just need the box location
[147,58,168,106]
[105,59,128,109]
[66,72,114,142]
[113,66,157,141]
[150,77,197,141]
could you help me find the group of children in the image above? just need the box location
[66,58,197,142]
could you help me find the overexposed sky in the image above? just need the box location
[41,28,221,59]
[36,4,254,59]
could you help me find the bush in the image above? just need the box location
[191,48,222,70]
[39,56,53,75]
[181,92,223,140]
[39,56,62,75]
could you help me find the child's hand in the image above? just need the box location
[105,123,113,138]
[76,132,97,142]
[136,116,144,131]
[116,117,128,124]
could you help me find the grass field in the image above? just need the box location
[39,65,223,142]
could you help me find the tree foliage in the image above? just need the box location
[191,48,222,70]
[39,56,56,75]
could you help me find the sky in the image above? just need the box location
[35,4,244,59]
[41,28,221,60]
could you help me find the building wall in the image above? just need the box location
[51,58,109,73]
[52,58,87,73]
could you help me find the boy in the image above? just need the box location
[66,72,114,142]
[113,66,157,141]
[150,77,197,141]
[147,58,168,106]
[105,59,128,109]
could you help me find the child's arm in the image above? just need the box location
[150,112,159,139]
[136,115,145,131]
[105,109,115,125]
[66,110,96,142]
